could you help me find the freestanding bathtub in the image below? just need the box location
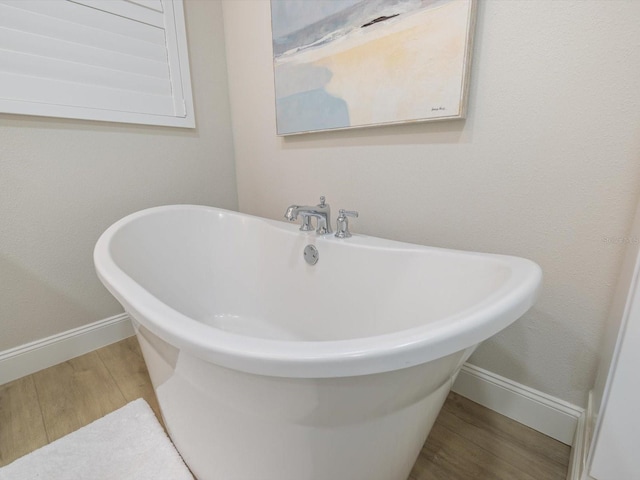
[94,205,541,480]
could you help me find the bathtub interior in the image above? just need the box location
[108,207,513,342]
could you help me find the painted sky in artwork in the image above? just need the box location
[271,0,473,135]
[270,0,362,38]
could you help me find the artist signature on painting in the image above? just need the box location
[431,106,446,112]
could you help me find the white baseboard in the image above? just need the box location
[0,313,134,386]
[566,391,595,480]
[566,407,587,480]
[452,363,584,446]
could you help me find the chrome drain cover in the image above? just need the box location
[303,245,319,265]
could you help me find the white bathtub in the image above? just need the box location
[94,205,541,480]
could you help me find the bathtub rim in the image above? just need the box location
[94,204,542,378]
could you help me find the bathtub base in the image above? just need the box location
[136,326,471,480]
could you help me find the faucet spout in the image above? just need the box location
[285,205,314,231]
[284,205,300,221]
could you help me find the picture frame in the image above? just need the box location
[271,0,477,136]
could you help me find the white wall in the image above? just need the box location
[222,0,640,406]
[0,0,237,352]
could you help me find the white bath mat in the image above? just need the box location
[0,398,193,480]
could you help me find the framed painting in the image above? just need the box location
[270,0,477,135]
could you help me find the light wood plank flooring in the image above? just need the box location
[0,337,570,479]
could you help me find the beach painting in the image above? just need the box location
[271,0,476,135]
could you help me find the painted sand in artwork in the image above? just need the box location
[271,0,474,135]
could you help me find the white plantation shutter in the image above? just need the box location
[0,0,195,127]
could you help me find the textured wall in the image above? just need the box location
[0,0,237,351]
[222,0,640,406]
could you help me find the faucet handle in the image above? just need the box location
[319,196,327,207]
[335,209,358,238]
[339,209,358,218]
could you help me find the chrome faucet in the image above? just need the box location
[284,196,332,234]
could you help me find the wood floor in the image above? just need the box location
[0,337,570,479]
